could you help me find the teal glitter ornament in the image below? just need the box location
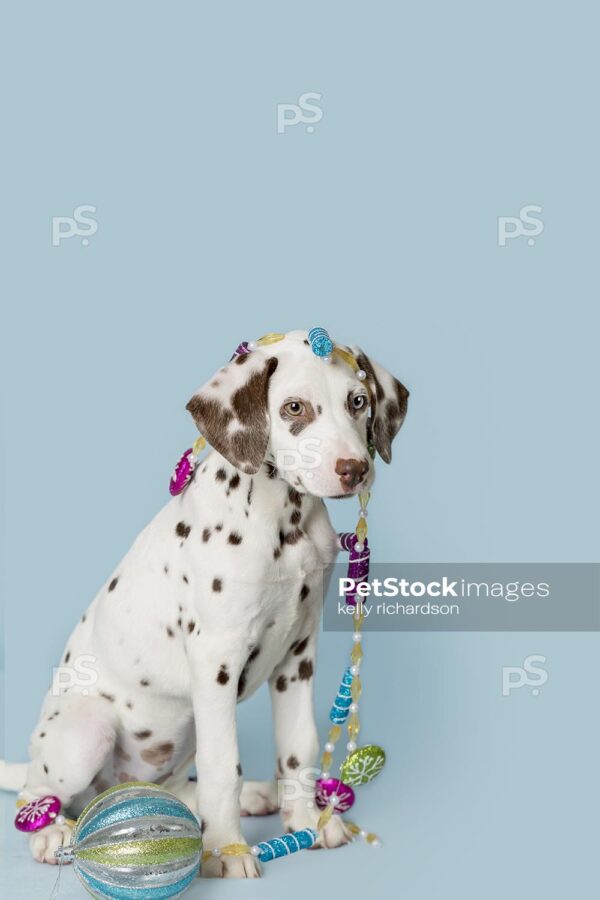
[308,326,334,358]
[55,782,202,900]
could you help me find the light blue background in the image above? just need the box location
[1,1,598,898]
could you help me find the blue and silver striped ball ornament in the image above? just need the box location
[56,782,202,900]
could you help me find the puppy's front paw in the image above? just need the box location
[202,851,262,878]
[30,823,73,864]
[282,804,353,849]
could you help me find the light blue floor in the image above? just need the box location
[2,631,598,899]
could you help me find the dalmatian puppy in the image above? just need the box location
[0,330,408,877]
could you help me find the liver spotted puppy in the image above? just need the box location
[0,330,408,878]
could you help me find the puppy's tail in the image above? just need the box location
[0,760,28,792]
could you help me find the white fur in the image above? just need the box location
[1,331,407,877]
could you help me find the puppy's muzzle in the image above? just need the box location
[335,457,370,492]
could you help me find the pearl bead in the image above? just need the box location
[357,369,367,380]
[321,771,330,780]
[346,741,357,752]
[359,829,367,839]
[329,794,338,805]
[247,341,258,351]
[211,848,222,857]
[358,508,368,517]
[322,355,332,363]
[324,742,335,753]
[55,814,66,826]
[354,542,364,553]
[250,845,260,857]
[352,633,362,643]
[350,665,360,676]
[349,702,359,713]
[371,839,382,848]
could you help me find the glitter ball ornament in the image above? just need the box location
[315,778,356,813]
[340,745,386,786]
[55,783,202,899]
[15,795,61,833]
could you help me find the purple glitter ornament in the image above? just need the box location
[15,795,61,833]
[230,341,250,360]
[338,532,370,605]
[315,778,355,813]
[169,448,195,496]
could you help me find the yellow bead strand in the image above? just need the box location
[257,332,285,346]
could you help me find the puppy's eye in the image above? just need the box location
[351,395,368,411]
[283,400,305,417]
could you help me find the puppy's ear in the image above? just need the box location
[186,353,279,474]
[350,347,409,463]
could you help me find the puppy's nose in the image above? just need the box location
[335,457,369,491]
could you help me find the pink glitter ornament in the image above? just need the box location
[169,449,195,496]
[15,795,62,833]
[315,777,356,813]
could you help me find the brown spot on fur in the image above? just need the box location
[212,578,222,592]
[235,353,249,365]
[100,692,115,702]
[134,729,152,740]
[264,461,278,479]
[217,665,230,684]
[288,487,302,507]
[215,468,227,482]
[284,528,304,545]
[273,547,282,560]
[108,577,119,592]
[228,473,240,491]
[40,732,46,738]
[202,528,211,542]
[275,674,288,692]
[166,625,174,638]
[140,741,175,766]
[290,509,301,525]
[140,679,150,687]
[236,763,242,776]
[237,668,247,697]
[182,574,189,584]
[215,523,223,531]
[64,651,71,663]
[43,764,49,774]
[247,480,254,504]
[299,584,310,601]
[287,755,299,769]
[187,620,195,633]
[175,522,191,540]
[298,659,314,681]
[164,564,169,574]
[115,743,131,761]
[228,532,242,545]
[293,636,309,656]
